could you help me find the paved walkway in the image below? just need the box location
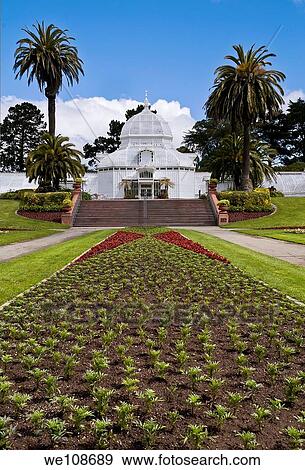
[2,225,305,267]
[178,226,305,267]
[0,227,106,262]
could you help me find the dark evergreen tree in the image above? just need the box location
[125,104,156,121]
[287,98,305,162]
[256,112,291,163]
[82,120,124,169]
[183,118,231,169]
[0,102,46,171]
[257,99,305,164]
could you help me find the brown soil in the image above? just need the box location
[1,235,305,450]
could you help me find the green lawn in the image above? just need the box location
[236,228,305,245]
[0,200,68,245]
[0,229,115,305]
[225,197,305,228]
[0,229,56,246]
[180,229,305,303]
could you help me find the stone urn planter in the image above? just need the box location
[217,199,230,212]
[73,179,82,191]
[208,179,218,192]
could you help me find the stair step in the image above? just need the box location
[73,200,216,227]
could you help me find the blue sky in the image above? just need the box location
[1,0,305,147]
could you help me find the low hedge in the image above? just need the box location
[218,189,272,212]
[19,192,72,212]
[0,189,35,200]
[270,190,284,197]
[82,191,92,200]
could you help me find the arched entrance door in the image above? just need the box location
[140,183,153,199]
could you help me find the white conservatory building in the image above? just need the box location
[96,98,210,199]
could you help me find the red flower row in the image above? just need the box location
[73,231,143,263]
[154,231,230,264]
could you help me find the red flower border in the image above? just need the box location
[73,229,230,265]
[73,231,143,263]
[154,231,230,264]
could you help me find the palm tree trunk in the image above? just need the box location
[48,96,56,136]
[234,173,239,190]
[45,88,56,136]
[241,123,251,191]
[54,178,60,191]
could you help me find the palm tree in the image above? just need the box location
[205,44,285,190]
[207,134,276,189]
[14,22,83,135]
[119,179,132,198]
[26,133,84,190]
[159,177,175,198]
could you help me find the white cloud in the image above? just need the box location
[0,95,195,150]
[283,89,305,111]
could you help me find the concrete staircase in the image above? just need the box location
[73,199,216,227]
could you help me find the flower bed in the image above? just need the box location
[17,210,63,223]
[154,230,230,264]
[284,228,305,234]
[228,211,273,223]
[74,230,144,263]
[1,235,305,450]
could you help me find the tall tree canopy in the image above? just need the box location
[205,44,285,190]
[287,98,305,162]
[13,22,83,135]
[183,118,231,169]
[125,104,156,121]
[185,99,305,172]
[83,120,124,169]
[26,133,84,191]
[0,102,46,171]
[205,134,276,189]
[255,111,291,163]
[252,99,305,164]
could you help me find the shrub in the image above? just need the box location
[19,192,72,212]
[0,189,35,200]
[217,199,230,206]
[82,191,92,200]
[62,198,73,209]
[274,162,305,172]
[271,191,284,197]
[0,191,19,200]
[18,189,35,199]
[218,189,272,212]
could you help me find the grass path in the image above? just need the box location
[0,229,115,305]
[236,228,305,245]
[180,229,305,303]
